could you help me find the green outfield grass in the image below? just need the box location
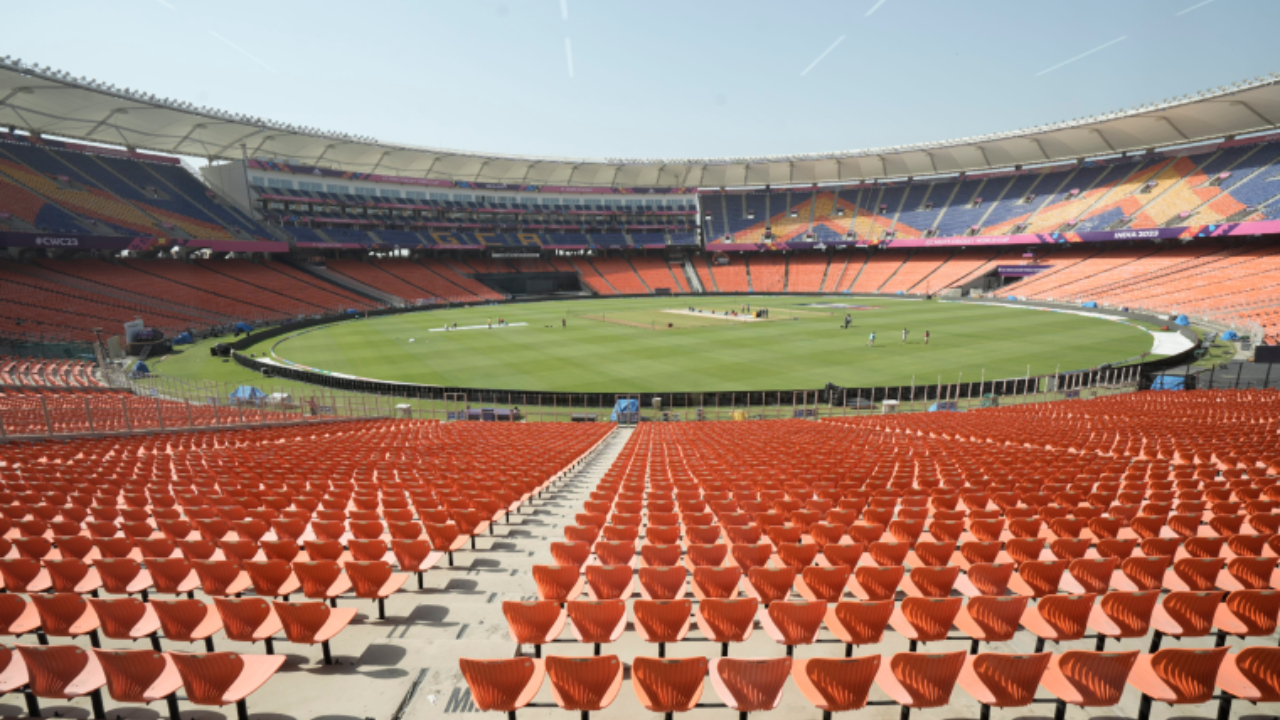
[227,296,1156,393]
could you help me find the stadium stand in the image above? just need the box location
[787,254,829,293]
[848,250,910,293]
[460,389,1280,720]
[748,255,787,293]
[0,134,272,240]
[629,256,686,293]
[706,257,750,293]
[704,137,1280,243]
[589,258,649,295]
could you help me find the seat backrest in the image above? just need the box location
[152,599,212,640]
[532,565,580,601]
[93,649,169,702]
[88,598,148,638]
[888,651,966,708]
[1223,590,1280,635]
[1053,651,1139,705]
[908,566,960,598]
[345,561,393,595]
[746,567,796,604]
[692,567,742,599]
[585,565,634,600]
[820,543,864,568]
[31,593,91,635]
[829,600,894,645]
[854,565,905,601]
[1120,556,1172,590]
[794,656,879,712]
[1160,591,1225,635]
[965,596,1028,641]
[714,657,791,712]
[698,598,758,641]
[545,655,622,711]
[214,597,273,642]
[900,597,963,641]
[17,645,93,697]
[1149,647,1229,703]
[638,567,685,600]
[1099,591,1160,636]
[968,653,1051,706]
[170,652,249,705]
[767,601,826,644]
[1030,594,1096,639]
[802,566,851,602]
[632,599,691,642]
[273,601,333,643]
[550,542,591,568]
[631,657,706,713]
[459,657,542,712]
[566,600,626,643]
[1232,647,1280,701]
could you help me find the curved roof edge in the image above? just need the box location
[1,56,1279,188]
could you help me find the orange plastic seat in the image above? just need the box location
[695,598,758,657]
[868,541,910,567]
[685,543,729,569]
[889,596,963,651]
[243,560,301,599]
[955,563,1015,598]
[901,565,960,598]
[633,599,692,657]
[302,539,347,562]
[791,656,879,720]
[957,652,1052,720]
[1149,590,1225,652]
[818,543,863,568]
[192,559,252,597]
[170,651,285,720]
[292,561,352,605]
[692,567,742,601]
[215,597,282,654]
[503,600,566,658]
[88,597,161,651]
[425,523,468,566]
[708,657,790,716]
[775,543,819,569]
[1087,590,1160,650]
[953,596,1029,654]
[593,541,636,567]
[1060,557,1119,595]
[544,655,622,719]
[1020,593,1097,653]
[1127,647,1229,720]
[567,600,627,655]
[152,598,223,652]
[731,544,772,571]
[1164,557,1226,592]
[744,567,796,605]
[638,566,686,600]
[631,656,706,716]
[533,565,585,603]
[848,565,904,601]
[1214,589,1280,642]
[345,561,408,619]
[760,601,825,655]
[33,588,101,641]
[1218,556,1279,592]
[45,559,103,595]
[148,558,199,598]
[92,648,183,719]
[585,565,635,601]
[274,600,358,665]
[1040,650,1139,720]
[1009,560,1068,598]
[1113,555,1173,592]
[17,645,107,719]
[550,541,591,568]
[874,651,966,720]
[641,543,682,568]
[0,558,52,593]
[824,600,894,655]
[796,566,850,602]
[1215,646,1280,719]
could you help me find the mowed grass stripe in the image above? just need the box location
[267,297,1154,392]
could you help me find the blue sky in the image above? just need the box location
[3,0,1278,161]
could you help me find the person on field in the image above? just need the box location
[562,318,566,329]
[924,330,930,345]
[868,331,876,347]
[902,328,909,343]
[844,313,852,329]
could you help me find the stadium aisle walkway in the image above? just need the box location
[412,427,632,719]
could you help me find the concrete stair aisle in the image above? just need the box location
[682,258,704,293]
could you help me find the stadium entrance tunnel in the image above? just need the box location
[473,272,582,296]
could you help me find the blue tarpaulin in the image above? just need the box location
[229,385,267,403]
[173,332,193,345]
[1151,375,1187,391]
[234,322,254,333]
[1174,315,1190,326]
[346,309,360,315]
[1006,296,1017,301]
[1082,301,1098,308]
[1222,330,1239,340]
[928,402,958,412]
[129,361,150,378]
[611,398,639,422]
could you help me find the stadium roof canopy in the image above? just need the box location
[2,57,1280,189]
